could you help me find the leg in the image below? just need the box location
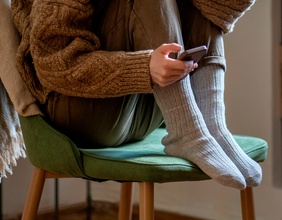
[240,187,255,220]
[139,182,154,220]
[191,65,262,187]
[42,92,163,148]
[182,2,262,187]
[22,167,46,220]
[132,0,245,189]
[129,0,183,52]
[118,182,134,220]
[154,75,245,189]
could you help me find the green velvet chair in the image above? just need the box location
[19,115,268,220]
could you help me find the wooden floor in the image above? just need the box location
[13,201,204,220]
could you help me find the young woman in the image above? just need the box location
[11,0,261,189]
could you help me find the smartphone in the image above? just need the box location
[178,45,207,63]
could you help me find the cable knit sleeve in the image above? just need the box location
[192,0,256,33]
[14,0,153,102]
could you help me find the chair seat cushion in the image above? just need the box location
[81,129,268,183]
[19,115,268,183]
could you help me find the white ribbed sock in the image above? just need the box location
[190,65,262,187]
[153,76,246,189]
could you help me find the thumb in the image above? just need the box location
[157,43,182,56]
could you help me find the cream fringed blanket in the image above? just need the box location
[0,0,25,179]
[0,81,25,179]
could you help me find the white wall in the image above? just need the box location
[3,0,282,219]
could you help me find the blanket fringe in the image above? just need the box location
[0,80,26,181]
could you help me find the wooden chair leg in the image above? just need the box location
[139,182,154,220]
[22,167,46,220]
[240,187,255,220]
[118,182,134,220]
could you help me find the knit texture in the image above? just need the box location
[12,0,153,104]
[190,65,262,186]
[153,76,246,189]
[192,0,256,33]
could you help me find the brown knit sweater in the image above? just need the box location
[11,0,256,104]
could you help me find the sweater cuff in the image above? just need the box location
[120,50,153,94]
[192,0,256,33]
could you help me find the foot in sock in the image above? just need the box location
[153,76,246,190]
[190,65,262,187]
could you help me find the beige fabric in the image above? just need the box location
[192,0,256,33]
[0,0,41,116]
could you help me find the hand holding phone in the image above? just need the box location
[178,45,207,63]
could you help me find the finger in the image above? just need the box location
[166,59,195,72]
[158,62,194,79]
[158,43,182,56]
[162,69,186,76]
[156,73,188,87]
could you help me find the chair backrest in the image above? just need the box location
[19,115,87,177]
